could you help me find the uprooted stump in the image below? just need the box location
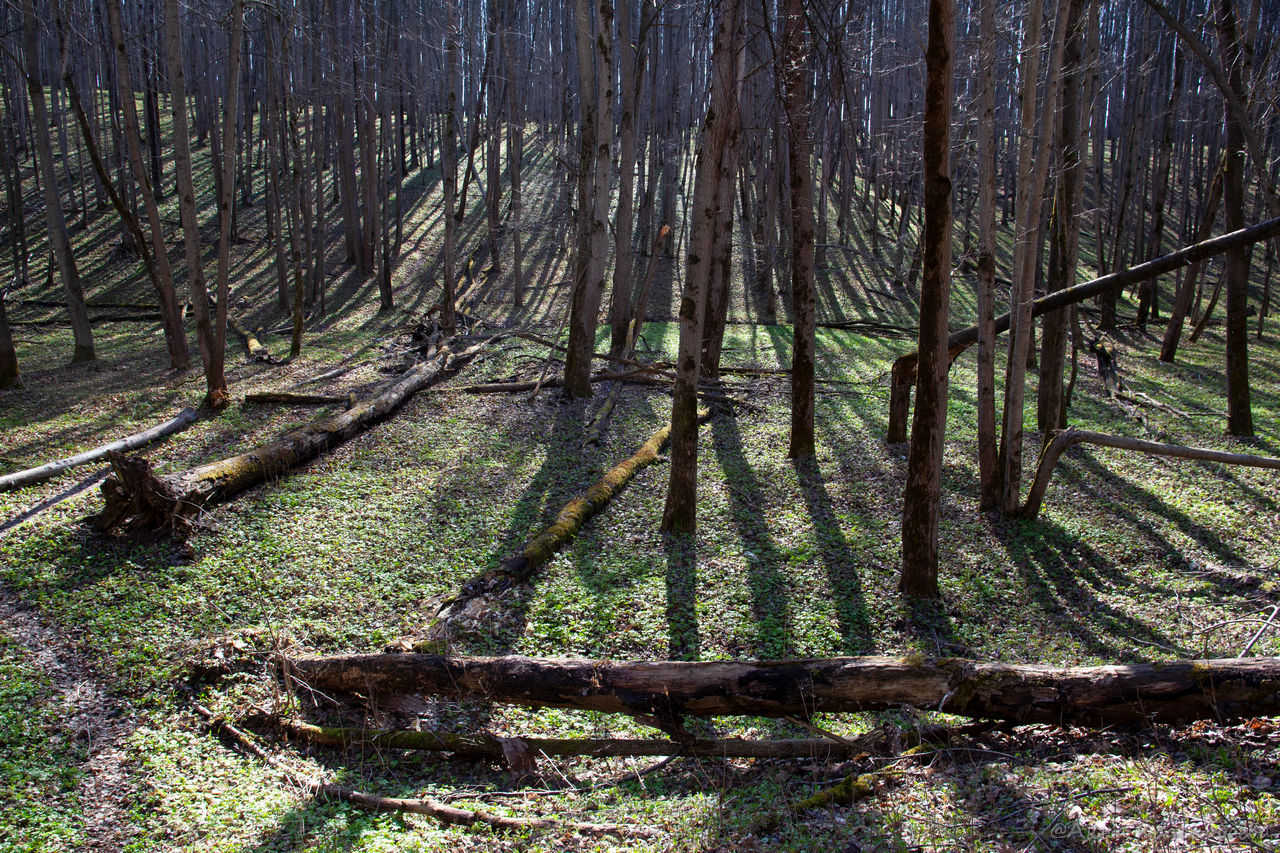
[288,653,1280,728]
[94,338,494,538]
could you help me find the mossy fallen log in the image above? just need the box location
[94,340,490,538]
[289,653,1280,728]
[421,408,712,643]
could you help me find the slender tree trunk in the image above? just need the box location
[975,0,999,511]
[563,0,614,399]
[104,0,189,371]
[211,0,246,408]
[781,0,816,458]
[23,0,94,363]
[999,0,1070,515]
[164,0,222,405]
[0,287,19,387]
[1217,0,1252,436]
[661,0,743,534]
[440,0,460,333]
[900,0,955,599]
[1038,0,1085,435]
[1161,159,1223,361]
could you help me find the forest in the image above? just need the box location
[2,0,1280,848]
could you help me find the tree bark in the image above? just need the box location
[900,0,955,598]
[563,0,614,399]
[164,0,222,404]
[974,0,999,511]
[781,0,816,459]
[660,0,743,533]
[103,0,189,372]
[1217,0,1252,436]
[290,652,1280,728]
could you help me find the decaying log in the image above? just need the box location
[419,409,712,644]
[229,316,279,363]
[0,408,198,492]
[244,392,353,407]
[289,652,1280,727]
[94,340,492,538]
[885,216,1280,441]
[275,717,865,759]
[1020,428,1280,518]
[195,705,641,837]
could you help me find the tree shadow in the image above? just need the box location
[791,455,873,653]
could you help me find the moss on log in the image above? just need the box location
[95,341,490,538]
[425,409,712,640]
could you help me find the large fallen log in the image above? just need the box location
[289,653,1280,727]
[419,408,712,644]
[94,340,491,538]
[1020,428,1280,518]
[0,408,198,493]
[885,216,1280,441]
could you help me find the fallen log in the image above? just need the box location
[418,408,712,644]
[0,408,198,493]
[289,653,1280,727]
[1020,428,1280,518]
[229,316,279,364]
[275,717,865,759]
[885,216,1280,441]
[195,705,640,837]
[244,392,353,407]
[94,339,492,538]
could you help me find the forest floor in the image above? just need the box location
[3,135,1280,851]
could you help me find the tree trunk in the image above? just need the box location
[563,0,614,399]
[974,0,999,511]
[104,0,189,372]
[660,0,743,534]
[23,0,94,364]
[1160,159,1223,362]
[290,652,1280,728]
[164,0,222,405]
[885,217,1280,441]
[900,0,955,598]
[0,408,198,492]
[0,288,19,388]
[94,339,492,539]
[1217,0,1252,436]
[1020,428,1280,518]
[781,0,816,459]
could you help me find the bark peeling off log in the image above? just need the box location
[95,341,491,538]
[289,653,1280,727]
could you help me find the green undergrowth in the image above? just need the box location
[2,110,1279,848]
[0,634,86,852]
